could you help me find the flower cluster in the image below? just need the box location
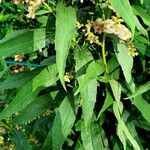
[26,0,41,18]
[128,43,138,57]
[13,0,41,18]
[82,17,132,45]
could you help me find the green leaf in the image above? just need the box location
[52,91,79,150]
[133,6,150,26]
[0,63,58,120]
[12,93,58,125]
[81,120,104,150]
[127,81,150,99]
[97,90,113,119]
[75,47,97,131]
[0,68,42,91]
[75,138,85,150]
[134,95,150,123]
[0,28,48,58]
[112,41,135,92]
[11,130,32,150]
[135,16,149,38]
[110,80,121,102]
[110,0,135,36]
[55,2,76,90]
[75,60,105,95]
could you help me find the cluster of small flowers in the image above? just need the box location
[93,17,132,41]
[13,0,41,19]
[26,0,41,18]
[128,43,138,57]
[64,72,73,82]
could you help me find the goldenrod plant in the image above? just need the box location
[0,0,150,149]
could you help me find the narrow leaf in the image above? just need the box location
[0,28,48,58]
[55,2,76,89]
[0,68,42,91]
[81,120,104,150]
[52,91,79,150]
[0,64,58,120]
[97,90,113,119]
[110,0,135,35]
[134,95,150,123]
[127,81,150,99]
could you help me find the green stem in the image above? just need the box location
[102,33,108,73]
[0,121,13,131]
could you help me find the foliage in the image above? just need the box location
[0,0,150,149]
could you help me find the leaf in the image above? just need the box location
[0,28,49,58]
[97,90,113,119]
[81,120,104,150]
[12,93,58,125]
[74,47,98,131]
[133,6,150,27]
[133,95,150,123]
[75,138,85,150]
[11,130,32,150]
[0,63,58,120]
[55,2,76,90]
[52,91,79,150]
[110,80,121,102]
[134,16,149,38]
[110,0,135,36]
[112,41,135,92]
[75,60,105,95]
[127,81,150,99]
[0,68,42,91]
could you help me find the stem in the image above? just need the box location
[0,121,13,131]
[102,33,108,73]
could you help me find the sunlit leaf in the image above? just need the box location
[55,2,76,90]
[52,91,79,150]
[0,63,58,120]
[110,0,135,35]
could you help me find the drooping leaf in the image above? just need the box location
[81,119,104,150]
[55,2,76,89]
[11,130,32,150]
[0,63,58,120]
[0,28,49,58]
[52,91,79,150]
[110,0,135,35]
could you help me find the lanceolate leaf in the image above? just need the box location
[81,120,104,150]
[112,41,135,92]
[97,90,113,119]
[127,81,150,99]
[52,91,80,150]
[0,28,48,58]
[110,0,135,35]
[75,47,97,131]
[55,2,76,90]
[133,6,150,27]
[134,95,150,123]
[0,63,58,120]
[75,60,105,95]
[12,93,58,125]
[0,68,42,91]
